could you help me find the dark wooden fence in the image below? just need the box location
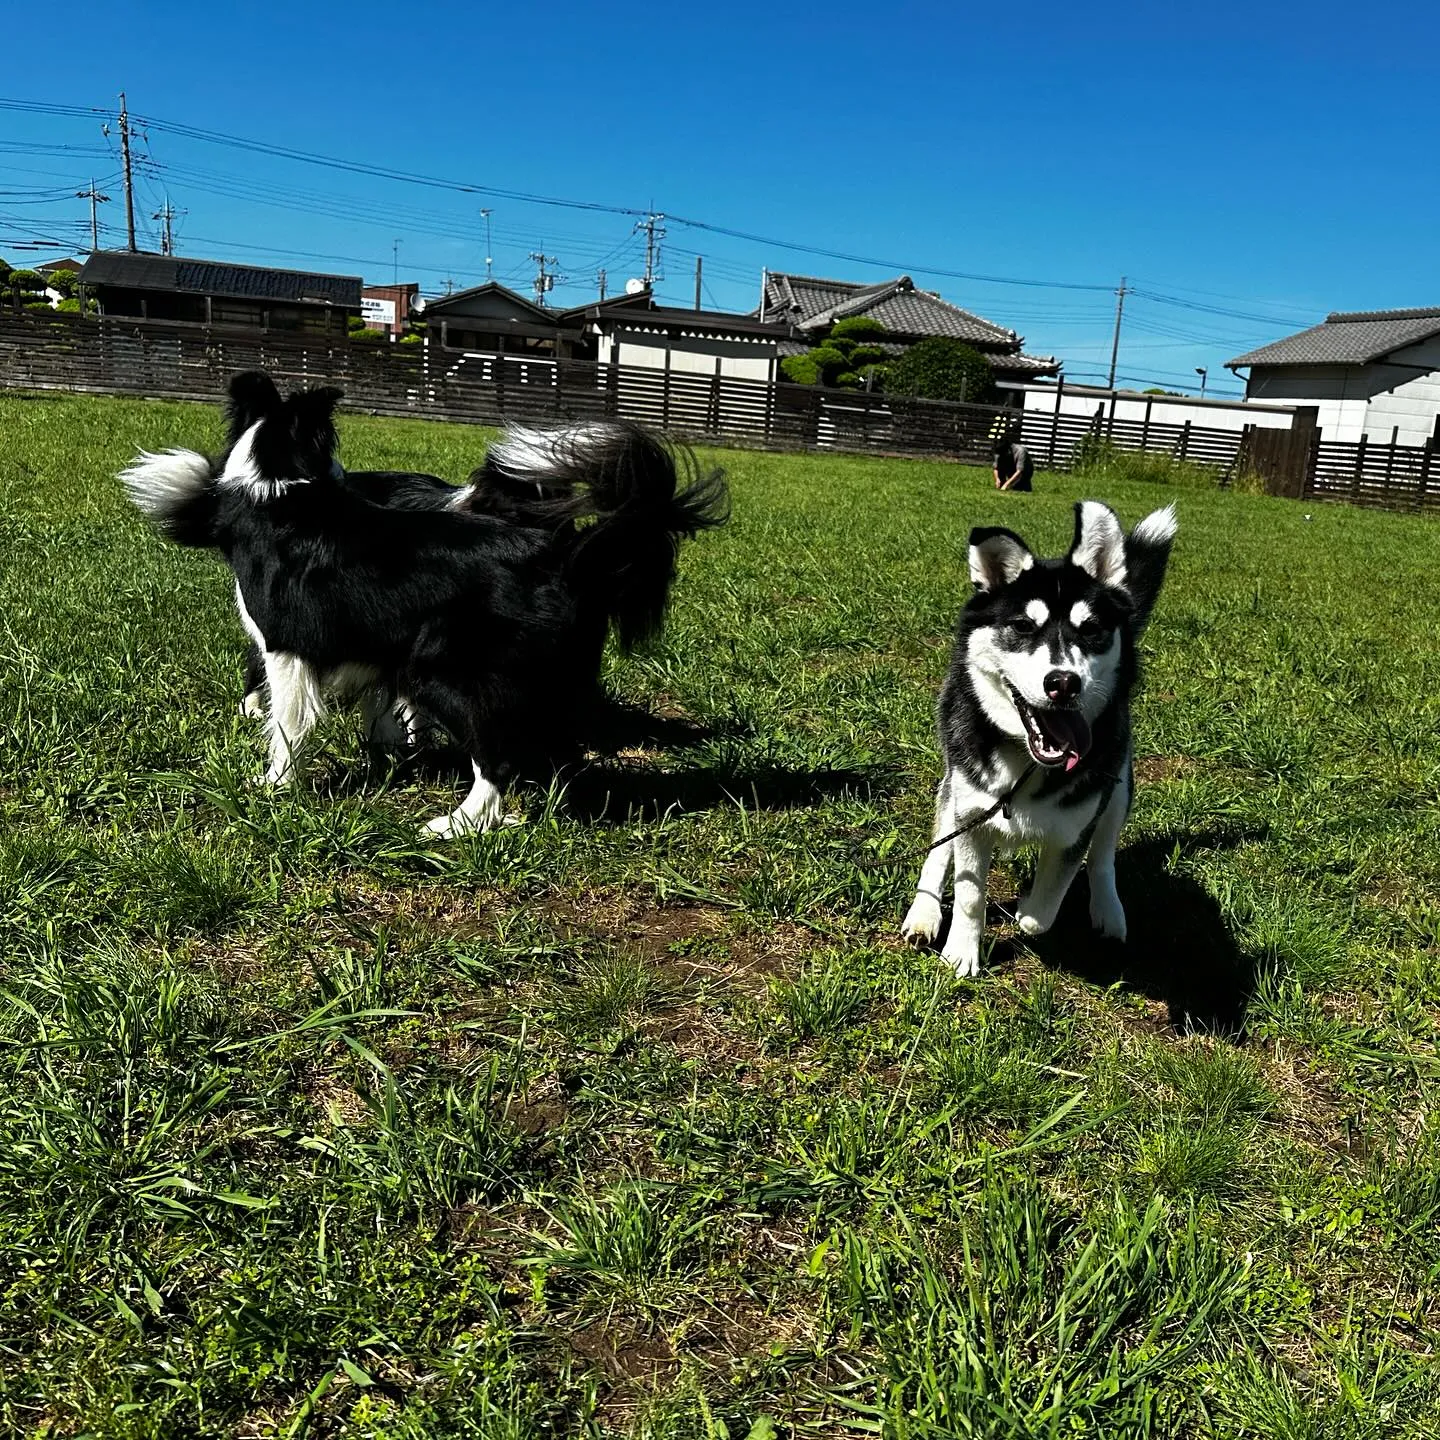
[1306,429,1440,513]
[0,309,1020,460]
[26,309,1434,512]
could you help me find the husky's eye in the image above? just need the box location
[1076,620,1106,643]
[1010,617,1038,637]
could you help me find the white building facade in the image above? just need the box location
[1229,310,1440,447]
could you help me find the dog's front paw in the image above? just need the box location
[239,691,266,719]
[901,893,943,945]
[941,940,983,979]
[421,809,521,840]
[1089,892,1127,942]
[1016,910,1050,937]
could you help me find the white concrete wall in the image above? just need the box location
[1009,382,1294,435]
[599,329,775,383]
[1357,338,1440,446]
[1241,346,1440,446]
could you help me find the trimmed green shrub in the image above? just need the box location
[46,268,78,299]
[398,331,423,346]
[828,315,887,343]
[886,337,995,403]
[347,314,368,332]
[349,328,388,344]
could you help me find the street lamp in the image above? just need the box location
[1195,366,1208,399]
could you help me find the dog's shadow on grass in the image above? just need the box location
[1014,829,1262,1036]
[351,697,902,819]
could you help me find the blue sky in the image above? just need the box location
[3,0,1436,396]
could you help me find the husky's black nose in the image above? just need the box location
[1044,670,1081,703]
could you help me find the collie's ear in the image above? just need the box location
[968,526,1033,591]
[286,386,344,477]
[226,371,283,445]
[1069,500,1127,588]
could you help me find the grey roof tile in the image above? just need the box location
[1228,309,1440,368]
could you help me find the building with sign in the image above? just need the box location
[360,282,418,336]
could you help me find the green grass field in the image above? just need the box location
[2,389,1438,1438]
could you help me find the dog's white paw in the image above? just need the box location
[421,809,521,840]
[1016,911,1050,937]
[1089,892,1127,941]
[239,691,266,719]
[901,893,943,945]
[941,941,982,979]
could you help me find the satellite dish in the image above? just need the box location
[624,277,645,295]
[412,296,427,314]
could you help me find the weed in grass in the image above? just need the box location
[551,947,666,1040]
[765,951,872,1045]
[830,1175,1242,1436]
[528,1180,715,1308]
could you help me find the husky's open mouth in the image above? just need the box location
[1007,684,1091,771]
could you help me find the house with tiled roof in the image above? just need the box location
[760,272,1058,380]
[1228,308,1440,445]
[78,251,361,333]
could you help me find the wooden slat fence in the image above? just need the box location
[1307,432,1440,513]
[0,309,1314,488]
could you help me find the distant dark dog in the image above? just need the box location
[901,501,1176,975]
[123,372,728,836]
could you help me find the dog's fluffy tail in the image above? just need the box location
[120,448,220,548]
[1125,503,1177,633]
[475,421,729,651]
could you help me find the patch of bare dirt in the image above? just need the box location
[1133,754,1199,785]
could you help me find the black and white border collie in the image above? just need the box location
[901,500,1177,976]
[121,372,728,837]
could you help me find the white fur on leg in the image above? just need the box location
[261,652,324,787]
[423,762,519,838]
[240,690,266,719]
[1086,781,1131,941]
[939,833,993,978]
[1016,844,1085,936]
[902,774,954,945]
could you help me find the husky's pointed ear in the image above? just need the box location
[968,526,1034,591]
[225,371,283,445]
[1068,500,1127,588]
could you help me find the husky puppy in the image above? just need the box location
[901,501,1177,976]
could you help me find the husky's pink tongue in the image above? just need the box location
[1038,709,1092,770]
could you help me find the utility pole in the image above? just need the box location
[634,212,665,288]
[117,92,137,252]
[151,197,183,256]
[1106,275,1128,390]
[392,238,401,285]
[77,179,110,252]
[596,267,607,301]
[694,255,703,311]
[758,267,768,322]
[529,250,560,307]
[481,208,493,283]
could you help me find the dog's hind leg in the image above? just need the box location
[406,678,521,838]
[261,652,325,787]
[423,760,522,839]
[240,642,267,719]
[902,771,954,945]
[940,831,994,979]
[1085,776,1131,941]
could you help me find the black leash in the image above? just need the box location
[857,761,1038,871]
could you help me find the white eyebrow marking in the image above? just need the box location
[1025,599,1050,626]
[1069,600,1094,627]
